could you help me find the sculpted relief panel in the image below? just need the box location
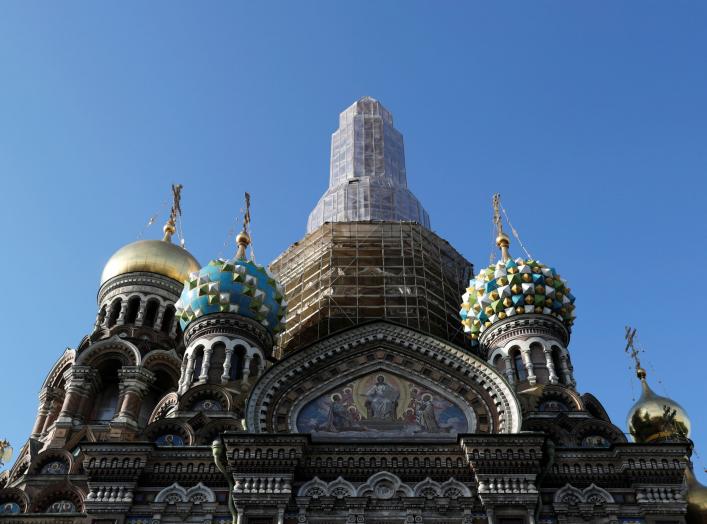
[295,371,472,439]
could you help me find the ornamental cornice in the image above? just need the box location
[98,271,182,304]
[479,315,568,354]
[184,313,273,351]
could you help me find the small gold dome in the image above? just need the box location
[686,467,707,524]
[627,373,691,443]
[100,239,200,286]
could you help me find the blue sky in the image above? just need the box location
[0,2,705,479]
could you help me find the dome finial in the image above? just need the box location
[492,193,511,262]
[162,183,183,242]
[624,326,647,381]
[235,192,252,260]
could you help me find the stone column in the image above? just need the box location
[56,366,98,424]
[154,304,166,331]
[135,300,148,327]
[544,348,559,384]
[521,348,536,385]
[242,355,253,383]
[32,388,59,437]
[558,355,574,387]
[180,352,197,394]
[114,367,155,426]
[198,347,213,382]
[221,348,234,384]
[117,299,129,326]
[503,355,515,384]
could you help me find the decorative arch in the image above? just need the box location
[179,384,233,414]
[297,478,328,499]
[413,477,442,499]
[0,487,30,513]
[30,481,85,513]
[357,471,414,498]
[148,392,179,425]
[524,384,584,413]
[571,418,627,447]
[40,349,76,390]
[246,322,522,435]
[29,449,75,476]
[327,477,356,499]
[554,483,614,505]
[155,482,215,504]
[75,336,141,367]
[143,419,194,446]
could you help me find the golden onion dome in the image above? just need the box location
[686,466,707,524]
[100,238,200,286]
[627,368,691,443]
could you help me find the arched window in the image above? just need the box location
[230,346,246,381]
[530,343,548,383]
[493,354,504,372]
[249,354,262,378]
[125,296,140,324]
[193,346,204,380]
[107,299,122,328]
[208,342,227,382]
[161,305,176,334]
[97,305,107,326]
[551,347,564,384]
[92,361,120,422]
[511,348,527,381]
[143,299,160,328]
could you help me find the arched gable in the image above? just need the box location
[246,322,522,436]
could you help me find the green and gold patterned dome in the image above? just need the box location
[175,231,287,335]
[459,195,575,344]
[460,256,576,343]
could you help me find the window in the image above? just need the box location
[161,305,175,334]
[143,299,159,328]
[107,299,122,328]
[125,297,140,324]
[511,349,527,381]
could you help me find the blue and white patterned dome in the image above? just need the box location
[175,246,287,334]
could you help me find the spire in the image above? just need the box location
[493,193,511,262]
[235,192,252,260]
[162,183,183,242]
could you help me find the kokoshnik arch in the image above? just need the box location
[0,97,704,524]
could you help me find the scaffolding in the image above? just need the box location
[269,221,473,356]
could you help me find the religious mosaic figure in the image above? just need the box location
[415,393,442,433]
[363,375,399,420]
[320,394,357,432]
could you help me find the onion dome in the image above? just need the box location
[459,195,576,344]
[460,252,575,344]
[686,466,707,524]
[101,238,200,286]
[627,367,691,443]
[100,192,200,285]
[175,231,287,334]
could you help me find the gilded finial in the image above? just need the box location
[492,193,511,262]
[163,184,183,242]
[624,326,647,380]
[235,192,252,260]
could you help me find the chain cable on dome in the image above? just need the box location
[500,201,533,260]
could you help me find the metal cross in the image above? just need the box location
[243,192,251,234]
[624,325,642,370]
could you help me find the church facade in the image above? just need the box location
[0,97,703,524]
